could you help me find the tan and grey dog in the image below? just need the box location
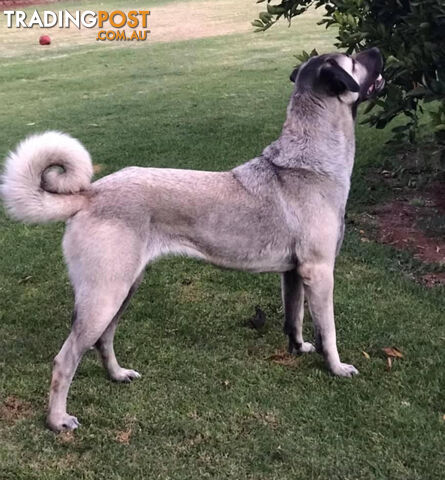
[1,48,384,432]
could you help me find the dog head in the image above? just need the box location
[289,48,385,106]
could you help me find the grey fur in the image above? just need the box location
[1,48,384,432]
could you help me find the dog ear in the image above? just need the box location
[319,61,359,93]
[289,67,299,83]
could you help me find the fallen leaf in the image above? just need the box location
[362,351,370,359]
[382,347,404,358]
[18,275,32,284]
[93,164,104,174]
[115,428,132,445]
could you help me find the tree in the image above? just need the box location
[254,0,445,164]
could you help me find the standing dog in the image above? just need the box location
[1,48,384,432]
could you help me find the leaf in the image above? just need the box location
[392,125,410,133]
[363,100,378,114]
[115,428,132,444]
[362,351,370,359]
[310,48,319,57]
[382,347,404,358]
[406,86,428,98]
[259,11,273,23]
[267,4,286,14]
[18,275,32,284]
[93,164,104,174]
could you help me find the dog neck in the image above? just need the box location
[263,92,356,182]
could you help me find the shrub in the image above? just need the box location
[254,0,445,166]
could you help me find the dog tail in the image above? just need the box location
[1,131,93,223]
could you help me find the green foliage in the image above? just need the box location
[254,0,445,161]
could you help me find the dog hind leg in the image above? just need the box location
[282,269,315,354]
[47,282,134,432]
[95,273,144,382]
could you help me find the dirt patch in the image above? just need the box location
[362,176,445,286]
[375,199,444,264]
[267,350,301,368]
[0,395,34,422]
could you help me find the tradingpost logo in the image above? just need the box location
[3,10,151,42]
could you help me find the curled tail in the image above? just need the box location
[1,131,93,223]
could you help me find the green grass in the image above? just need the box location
[1,1,444,479]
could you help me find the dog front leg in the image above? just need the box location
[281,269,315,354]
[299,263,358,377]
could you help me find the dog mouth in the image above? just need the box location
[366,74,385,97]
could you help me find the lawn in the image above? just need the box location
[0,1,444,479]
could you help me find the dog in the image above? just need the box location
[1,48,384,432]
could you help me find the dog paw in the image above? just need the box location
[289,341,316,355]
[47,414,80,432]
[298,342,316,353]
[331,362,359,377]
[111,368,141,383]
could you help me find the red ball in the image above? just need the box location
[39,35,51,46]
